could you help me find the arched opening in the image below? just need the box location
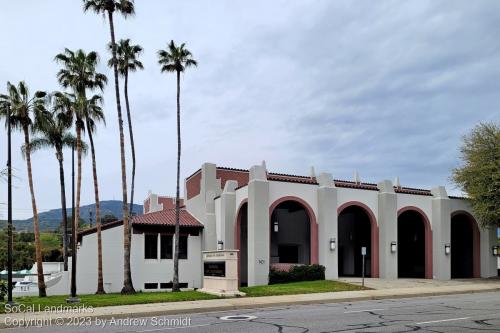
[270,200,311,265]
[451,212,480,278]
[397,209,432,278]
[338,203,378,277]
[235,202,248,286]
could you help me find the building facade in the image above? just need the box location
[75,161,498,294]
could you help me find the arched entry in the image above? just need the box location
[338,202,379,278]
[451,211,480,278]
[235,201,248,286]
[397,207,433,279]
[269,198,317,265]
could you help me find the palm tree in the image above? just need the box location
[55,49,107,296]
[108,38,143,218]
[25,94,77,272]
[158,41,197,292]
[0,81,49,297]
[82,94,106,294]
[83,0,136,294]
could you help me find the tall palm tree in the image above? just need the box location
[158,41,197,292]
[0,81,49,297]
[108,39,143,218]
[82,94,106,294]
[25,94,77,272]
[55,49,106,296]
[83,0,136,294]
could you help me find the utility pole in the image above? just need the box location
[67,143,79,302]
[6,103,15,306]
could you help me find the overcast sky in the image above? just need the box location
[0,0,499,220]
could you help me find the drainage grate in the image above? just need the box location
[220,315,257,321]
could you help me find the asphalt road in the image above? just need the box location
[3,291,500,332]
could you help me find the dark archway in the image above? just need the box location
[269,200,311,265]
[397,209,428,278]
[451,212,480,278]
[235,201,248,286]
[338,204,376,277]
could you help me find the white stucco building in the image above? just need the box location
[73,162,498,294]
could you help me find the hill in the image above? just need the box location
[10,201,143,232]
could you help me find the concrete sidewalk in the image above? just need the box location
[1,279,499,329]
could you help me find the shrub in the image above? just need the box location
[0,280,7,302]
[269,264,325,285]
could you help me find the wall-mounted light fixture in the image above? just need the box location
[273,221,279,233]
[492,245,499,256]
[445,243,451,255]
[330,238,336,251]
[217,240,224,251]
[391,241,397,253]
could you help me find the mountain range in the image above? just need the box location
[2,200,143,232]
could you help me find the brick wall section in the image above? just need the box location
[158,197,184,210]
[216,169,250,189]
[186,170,202,200]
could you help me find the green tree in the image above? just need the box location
[83,94,107,294]
[158,40,197,292]
[55,48,107,295]
[24,94,78,272]
[83,0,136,294]
[108,38,143,217]
[0,81,49,296]
[452,122,500,227]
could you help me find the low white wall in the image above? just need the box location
[74,225,203,295]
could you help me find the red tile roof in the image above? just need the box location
[131,209,203,228]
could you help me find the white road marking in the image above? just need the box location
[344,308,385,313]
[137,324,211,332]
[415,317,470,325]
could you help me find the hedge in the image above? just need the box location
[269,264,325,284]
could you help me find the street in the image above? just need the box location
[3,291,500,332]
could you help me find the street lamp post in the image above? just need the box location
[6,103,15,306]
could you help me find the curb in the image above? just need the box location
[1,287,500,329]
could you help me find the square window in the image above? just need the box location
[179,235,188,259]
[144,234,158,259]
[161,235,173,259]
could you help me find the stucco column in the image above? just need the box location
[481,226,498,278]
[247,164,270,286]
[377,180,398,279]
[200,163,222,252]
[431,186,451,280]
[317,173,338,279]
[220,180,238,249]
[204,191,217,251]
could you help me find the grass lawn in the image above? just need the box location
[0,290,218,314]
[240,280,367,297]
[0,280,365,313]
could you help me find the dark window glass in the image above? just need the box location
[160,282,173,289]
[161,235,173,259]
[144,234,158,259]
[179,235,188,259]
[144,283,158,289]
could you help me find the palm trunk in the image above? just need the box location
[124,69,136,219]
[56,148,69,272]
[87,121,105,294]
[108,11,134,294]
[23,125,46,297]
[172,70,181,292]
[72,121,83,297]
